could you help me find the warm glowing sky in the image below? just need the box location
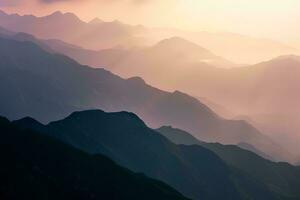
[1,0,300,44]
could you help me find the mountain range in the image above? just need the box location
[0,10,146,50]
[156,125,300,199]
[2,12,300,150]
[62,30,300,158]
[7,23,298,150]
[0,116,190,200]
[48,28,300,160]
[13,109,300,200]
[0,21,235,70]
[147,29,298,64]
[0,10,297,64]
[0,35,291,163]
[1,7,300,200]
[14,110,240,200]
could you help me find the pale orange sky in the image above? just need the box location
[1,0,300,44]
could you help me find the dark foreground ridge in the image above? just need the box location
[0,116,189,200]
[15,110,300,200]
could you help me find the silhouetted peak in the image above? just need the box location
[14,116,41,125]
[155,37,198,48]
[46,11,80,21]
[13,117,45,130]
[63,110,146,127]
[67,109,105,118]
[49,11,63,17]
[153,37,212,56]
[170,90,199,104]
[89,17,104,24]
[64,12,81,20]
[112,20,122,25]
[117,111,146,123]
[159,125,174,130]
[171,90,195,100]
[127,76,146,85]
[0,116,10,125]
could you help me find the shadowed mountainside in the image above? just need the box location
[0,116,190,200]
[14,110,294,200]
[156,125,300,200]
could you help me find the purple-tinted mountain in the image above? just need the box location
[0,10,297,64]
[0,10,146,50]
[0,36,289,163]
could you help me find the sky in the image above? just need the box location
[1,0,300,44]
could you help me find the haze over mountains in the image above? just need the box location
[0,9,298,64]
[71,33,300,156]
[2,19,299,153]
[1,3,300,199]
[1,10,300,162]
[1,35,295,163]
[0,10,147,50]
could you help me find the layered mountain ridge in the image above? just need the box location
[0,9,297,63]
[13,109,300,200]
[0,116,190,200]
[0,35,291,162]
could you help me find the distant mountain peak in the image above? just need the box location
[49,11,63,17]
[172,90,187,96]
[13,116,46,132]
[152,37,215,58]
[67,109,105,119]
[156,37,198,47]
[259,54,300,71]
[112,19,122,24]
[46,11,81,22]
[51,110,147,129]
[89,17,104,24]
[127,76,146,85]
[14,116,44,126]
[273,54,300,62]
[64,12,80,19]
